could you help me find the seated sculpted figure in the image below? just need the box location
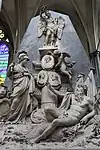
[7,51,37,123]
[48,50,75,80]
[0,84,8,100]
[34,84,95,143]
[0,84,10,120]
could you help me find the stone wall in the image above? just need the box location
[5,11,91,87]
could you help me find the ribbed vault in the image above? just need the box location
[1,0,100,56]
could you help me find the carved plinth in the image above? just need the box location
[39,45,58,59]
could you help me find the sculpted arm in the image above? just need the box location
[86,100,96,119]
[47,84,64,98]
[59,93,72,110]
[80,99,96,124]
[55,53,63,68]
[7,63,15,78]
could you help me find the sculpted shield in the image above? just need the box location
[48,71,61,89]
[37,71,61,88]
[37,70,48,87]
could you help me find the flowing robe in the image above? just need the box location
[7,63,37,123]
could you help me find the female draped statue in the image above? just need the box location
[7,51,37,123]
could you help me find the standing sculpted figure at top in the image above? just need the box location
[34,84,95,143]
[38,6,65,46]
[7,51,37,123]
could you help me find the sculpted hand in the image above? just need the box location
[30,92,35,97]
[58,114,65,119]
[32,61,36,66]
[23,72,29,76]
[9,62,15,67]
[9,62,15,71]
[80,117,88,125]
[47,83,52,89]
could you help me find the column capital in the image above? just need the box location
[90,50,100,57]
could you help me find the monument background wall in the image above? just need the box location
[6,11,91,87]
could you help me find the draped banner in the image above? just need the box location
[75,73,84,93]
[84,69,97,102]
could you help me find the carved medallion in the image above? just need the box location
[48,71,61,88]
[41,55,54,70]
[37,70,61,89]
[37,70,48,87]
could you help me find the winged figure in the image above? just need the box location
[37,6,65,46]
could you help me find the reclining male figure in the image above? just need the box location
[34,84,96,143]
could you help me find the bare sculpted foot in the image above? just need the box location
[33,135,45,143]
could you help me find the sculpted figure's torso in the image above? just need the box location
[65,94,90,120]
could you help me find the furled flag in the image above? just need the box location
[84,68,97,103]
[74,73,85,93]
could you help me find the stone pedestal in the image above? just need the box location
[39,45,58,60]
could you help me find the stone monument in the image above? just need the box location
[30,7,96,144]
[31,6,75,124]
[0,6,98,149]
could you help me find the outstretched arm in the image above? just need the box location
[47,84,64,98]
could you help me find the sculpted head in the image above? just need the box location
[64,56,70,63]
[53,50,61,58]
[75,84,88,96]
[46,10,51,18]
[54,18,58,24]
[18,51,29,66]
[45,56,52,63]
[0,84,7,98]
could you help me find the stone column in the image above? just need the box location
[14,0,28,49]
[0,0,2,11]
[90,51,100,86]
